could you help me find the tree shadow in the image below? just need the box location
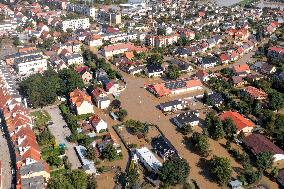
[197,157,214,182]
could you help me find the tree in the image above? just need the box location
[158,158,190,186]
[268,90,284,111]
[181,124,193,135]
[47,155,63,167]
[256,152,274,172]
[157,28,166,35]
[110,99,121,109]
[68,170,88,189]
[209,156,232,185]
[58,68,85,95]
[239,164,261,185]
[47,174,72,189]
[166,64,181,80]
[222,118,237,140]
[116,109,128,121]
[101,144,118,161]
[190,132,210,156]
[207,116,225,140]
[87,174,97,189]
[13,36,21,46]
[147,54,163,65]
[126,161,139,187]
[85,146,97,161]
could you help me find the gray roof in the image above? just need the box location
[21,176,45,189]
[173,111,199,126]
[20,162,46,176]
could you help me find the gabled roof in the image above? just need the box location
[219,111,256,132]
[244,133,284,155]
[233,64,250,73]
[70,89,92,107]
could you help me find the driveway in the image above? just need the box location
[0,126,12,189]
[44,106,81,169]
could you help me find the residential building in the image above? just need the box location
[208,93,224,107]
[76,66,93,84]
[173,111,200,128]
[98,11,121,25]
[147,78,203,97]
[159,99,188,112]
[74,145,96,174]
[62,18,90,32]
[145,34,179,47]
[243,86,267,100]
[243,134,284,162]
[14,54,48,76]
[102,43,147,58]
[151,136,178,160]
[67,3,96,17]
[86,34,103,47]
[61,53,84,66]
[219,111,256,134]
[91,87,111,109]
[268,46,284,58]
[136,147,162,173]
[145,64,164,77]
[89,114,108,133]
[199,56,219,69]
[69,89,94,115]
[232,63,250,76]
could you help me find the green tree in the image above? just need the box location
[147,54,163,65]
[85,146,97,161]
[68,170,88,189]
[268,90,284,111]
[181,124,193,135]
[166,64,181,80]
[158,158,190,186]
[190,132,210,156]
[209,156,232,185]
[87,174,97,189]
[101,144,118,161]
[256,152,274,172]
[47,155,63,167]
[47,174,72,189]
[58,68,85,95]
[239,164,261,185]
[13,36,21,46]
[116,109,128,121]
[207,115,225,140]
[222,118,237,140]
[126,161,139,187]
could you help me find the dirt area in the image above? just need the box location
[116,124,161,150]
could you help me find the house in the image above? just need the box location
[136,147,162,173]
[69,89,94,115]
[219,53,230,64]
[232,76,246,87]
[170,59,193,73]
[229,180,244,189]
[251,62,276,75]
[243,134,284,162]
[268,46,284,58]
[172,111,200,128]
[61,18,90,32]
[199,56,219,69]
[96,133,121,154]
[232,64,250,76]
[89,114,107,133]
[76,66,93,84]
[91,87,110,109]
[230,50,239,61]
[151,135,178,160]
[102,43,147,58]
[74,145,96,174]
[243,86,267,100]
[86,34,103,47]
[147,78,203,97]
[61,53,83,66]
[208,93,224,107]
[159,99,188,112]
[219,111,256,134]
[195,70,210,82]
[145,64,164,77]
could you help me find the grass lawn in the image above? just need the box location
[31,110,51,127]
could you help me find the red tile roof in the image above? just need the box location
[233,63,250,73]
[219,111,256,132]
[244,86,267,99]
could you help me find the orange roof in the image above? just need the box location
[125,51,134,60]
[244,86,267,99]
[233,63,250,73]
[70,89,92,107]
[219,111,256,132]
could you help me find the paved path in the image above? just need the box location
[0,126,12,189]
[44,106,81,169]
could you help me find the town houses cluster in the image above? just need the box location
[0,0,283,188]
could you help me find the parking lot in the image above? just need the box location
[44,106,81,169]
